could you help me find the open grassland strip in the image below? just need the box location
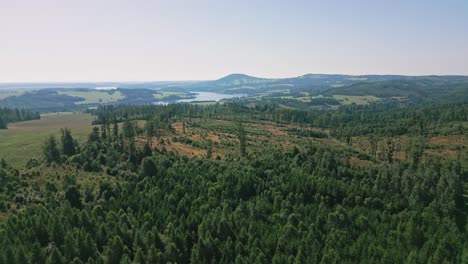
[58,91,124,104]
[0,112,94,167]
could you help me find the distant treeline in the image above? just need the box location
[0,107,40,129]
[89,102,468,138]
[265,103,468,137]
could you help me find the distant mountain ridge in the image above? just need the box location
[1,73,467,110]
[215,73,265,84]
[186,73,463,93]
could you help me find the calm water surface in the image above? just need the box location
[177,92,246,103]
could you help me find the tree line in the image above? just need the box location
[0,107,40,129]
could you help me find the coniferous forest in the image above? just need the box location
[0,102,466,263]
[0,107,40,129]
[2,1,468,263]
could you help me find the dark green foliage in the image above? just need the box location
[323,77,468,103]
[0,90,83,111]
[140,157,157,177]
[271,102,468,137]
[64,185,82,209]
[60,128,76,157]
[46,247,64,264]
[43,135,61,163]
[286,127,328,138]
[88,127,101,143]
[2,144,465,263]
[238,121,247,157]
[1,102,466,264]
[0,107,40,129]
[122,120,135,139]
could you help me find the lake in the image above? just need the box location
[177,92,246,103]
[154,92,246,105]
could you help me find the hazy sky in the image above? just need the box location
[1,0,467,82]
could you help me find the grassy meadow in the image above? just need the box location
[332,95,381,105]
[0,112,95,167]
[57,91,125,104]
[153,91,191,99]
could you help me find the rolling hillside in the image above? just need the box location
[1,74,468,110]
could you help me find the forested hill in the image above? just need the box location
[0,107,40,129]
[1,74,468,110]
[322,78,468,103]
[183,73,395,93]
[186,74,468,97]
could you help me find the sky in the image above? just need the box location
[1,0,467,82]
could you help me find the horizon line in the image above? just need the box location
[1,72,468,84]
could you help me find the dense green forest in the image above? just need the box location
[0,107,40,129]
[0,102,466,263]
[0,89,193,111]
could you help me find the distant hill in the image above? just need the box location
[179,74,468,105]
[1,74,468,110]
[322,77,468,103]
[186,74,274,93]
[214,73,266,85]
[185,73,421,94]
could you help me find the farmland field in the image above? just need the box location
[333,95,381,105]
[0,112,94,167]
[153,91,192,99]
[57,91,125,104]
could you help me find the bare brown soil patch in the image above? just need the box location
[429,136,463,146]
[349,157,374,167]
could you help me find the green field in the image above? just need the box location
[333,95,380,105]
[58,91,124,104]
[153,91,192,99]
[0,112,95,167]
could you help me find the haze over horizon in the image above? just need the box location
[1,0,467,82]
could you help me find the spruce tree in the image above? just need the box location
[43,135,61,163]
[60,128,76,157]
[0,117,6,129]
[123,120,135,139]
[237,121,247,157]
[46,247,64,264]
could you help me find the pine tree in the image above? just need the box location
[61,128,76,157]
[31,242,45,264]
[386,139,394,164]
[64,232,78,260]
[88,127,100,142]
[142,142,152,157]
[46,247,64,264]
[368,135,378,161]
[123,120,135,139]
[70,257,84,264]
[145,120,155,148]
[133,248,145,264]
[106,236,124,264]
[15,247,28,264]
[0,117,6,129]
[100,125,107,141]
[65,185,82,209]
[140,157,157,177]
[237,121,247,157]
[43,135,61,163]
[206,139,213,159]
[113,120,119,140]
